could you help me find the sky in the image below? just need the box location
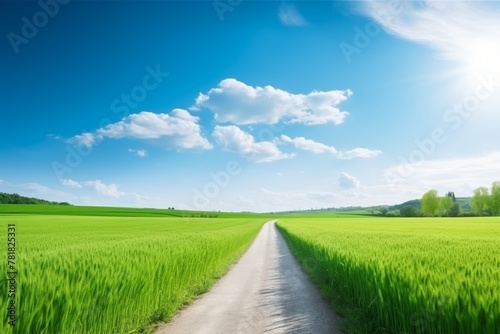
[1,0,500,212]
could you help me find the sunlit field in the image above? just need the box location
[277,217,500,334]
[0,214,265,334]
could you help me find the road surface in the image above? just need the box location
[155,220,342,334]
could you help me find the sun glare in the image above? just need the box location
[464,41,500,78]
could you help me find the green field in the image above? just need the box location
[0,213,266,334]
[277,217,500,333]
[3,205,500,334]
[0,204,265,218]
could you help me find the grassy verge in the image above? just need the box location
[0,215,266,334]
[277,217,500,334]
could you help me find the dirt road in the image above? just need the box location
[155,220,342,334]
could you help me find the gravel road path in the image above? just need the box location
[155,220,341,334]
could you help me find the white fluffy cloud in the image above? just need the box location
[280,135,338,154]
[61,178,150,202]
[128,149,148,157]
[338,147,382,159]
[81,180,124,198]
[193,78,352,125]
[213,125,294,163]
[280,135,381,159]
[278,3,307,26]
[62,179,83,188]
[69,109,212,150]
[338,172,361,189]
[71,132,99,148]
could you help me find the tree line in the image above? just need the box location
[0,192,71,205]
[419,190,462,217]
[421,182,500,217]
[379,192,463,217]
[377,182,500,217]
[469,182,500,216]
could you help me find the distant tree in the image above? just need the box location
[400,205,420,217]
[470,186,490,215]
[449,202,461,217]
[490,182,500,215]
[379,208,389,216]
[12,193,21,203]
[386,210,401,217]
[0,192,71,205]
[440,196,454,216]
[421,190,440,216]
[446,191,456,203]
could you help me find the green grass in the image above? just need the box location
[0,214,266,334]
[0,204,267,218]
[277,217,500,334]
[271,210,376,218]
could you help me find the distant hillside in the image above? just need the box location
[272,197,472,215]
[389,199,421,211]
[0,192,71,205]
[455,197,471,211]
[389,197,471,212]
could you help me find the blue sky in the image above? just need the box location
[1,0,500,212]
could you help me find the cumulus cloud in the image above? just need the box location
[193,78,352,125]
[47,134,63,140]
[338,172,361,189]
[280,135,381,159]
[62,179,82,188]
[278,3,308,26]
[338,147,382,159]
[357,0,500,64]
[69,109,212,150]
[128,149,148,157]
[71,132,100,148]
[280,135,338,154]
[213,125,294,163]
[60,178,150,203]
[0,179,4,185]
[81,180,124,198]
